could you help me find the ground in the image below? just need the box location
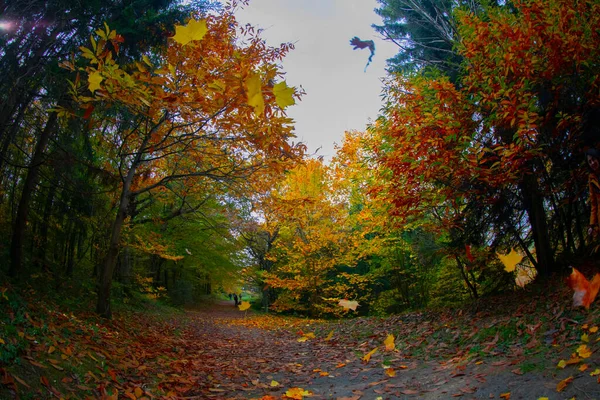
[1,282,600,399]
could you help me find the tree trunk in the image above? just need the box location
[520,174,555,278]
[96,166,137,318]
[9,112,58,278]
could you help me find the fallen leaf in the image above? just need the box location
[577,344,592,358]
[362,348,378,363]
[589,326,598,333]
[324,330,334,341]
[385,368,396,377]
[285,387,311,399]
[499,393,510,399]
[271,380,280,387]
[556,376,573,392]
[384,334,395,351]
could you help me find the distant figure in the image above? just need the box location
[228,293,232,300]
[233,293,239,306]
[349,36,375,72]
[586,148,600,240]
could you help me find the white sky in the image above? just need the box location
[235,0,398,161]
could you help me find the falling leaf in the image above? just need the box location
[497,249,522,272]
[362,347,378,363]
[577,344,592,358]
[172,19,207,46]
[273,81,295,109]
[238,301,251,311]
[88,71,103,92]
[338,299,359,311]
[556,376,573,392]
[285,387,311,399]
[245,73,264,116]
[324,330,334,341]
[565,268,600,309]
[384,334,395,351]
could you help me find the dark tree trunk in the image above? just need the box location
[520,174,555,278]
[9,112,58,278]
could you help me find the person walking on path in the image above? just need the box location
[233,293,239,306]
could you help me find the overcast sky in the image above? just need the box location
[235,0,398,161]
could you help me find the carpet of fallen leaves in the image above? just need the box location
[1,276,600,399]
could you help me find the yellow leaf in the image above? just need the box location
[590,368,600,376]
[384,334,395,351]
[134,387,143,398]
[271,380,280,387]
[285,387,311,399]
[362,348,378,363]
[556,376,573,392]
[238,301,251,311]
[0,338,4,344]
[338,299,359,311]
[172,19,207,46]
[245,73,264,116]
[324,330,334,341]
[582,333,589,342]
[88,71,103,92]
[48,346,55,354]
[497,249,522,272]
[557,360,567,369]
[385,368,396,377]
[273,81,295,109]
[577,344,592,358]
[590,326,598,333]
[537,398,549,400]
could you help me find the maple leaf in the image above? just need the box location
[566,267,600,309]
[238,301,251,311]
[172,19,207,46]
[88,71,103,92]
[273,81,295,109]
[497,248,522,272]
[577,344,592,358]
[285,387,312,399]
[338,299,359,311]
[384,334,395,351]
[245,73,264,116]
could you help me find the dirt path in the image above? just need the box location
[179,301,600,399]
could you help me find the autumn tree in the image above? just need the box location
[371,0,600,282]
[262,159,369,317]
[64,8,303,318]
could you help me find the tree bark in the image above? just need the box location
[9,112,58,278]
[520,174,555,278]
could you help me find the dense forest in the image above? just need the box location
[1,0,599,323]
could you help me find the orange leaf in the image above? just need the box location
[566,268,600,309]
[556,376,573,392]
[134,387,143,398]
[362,347,378,363]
